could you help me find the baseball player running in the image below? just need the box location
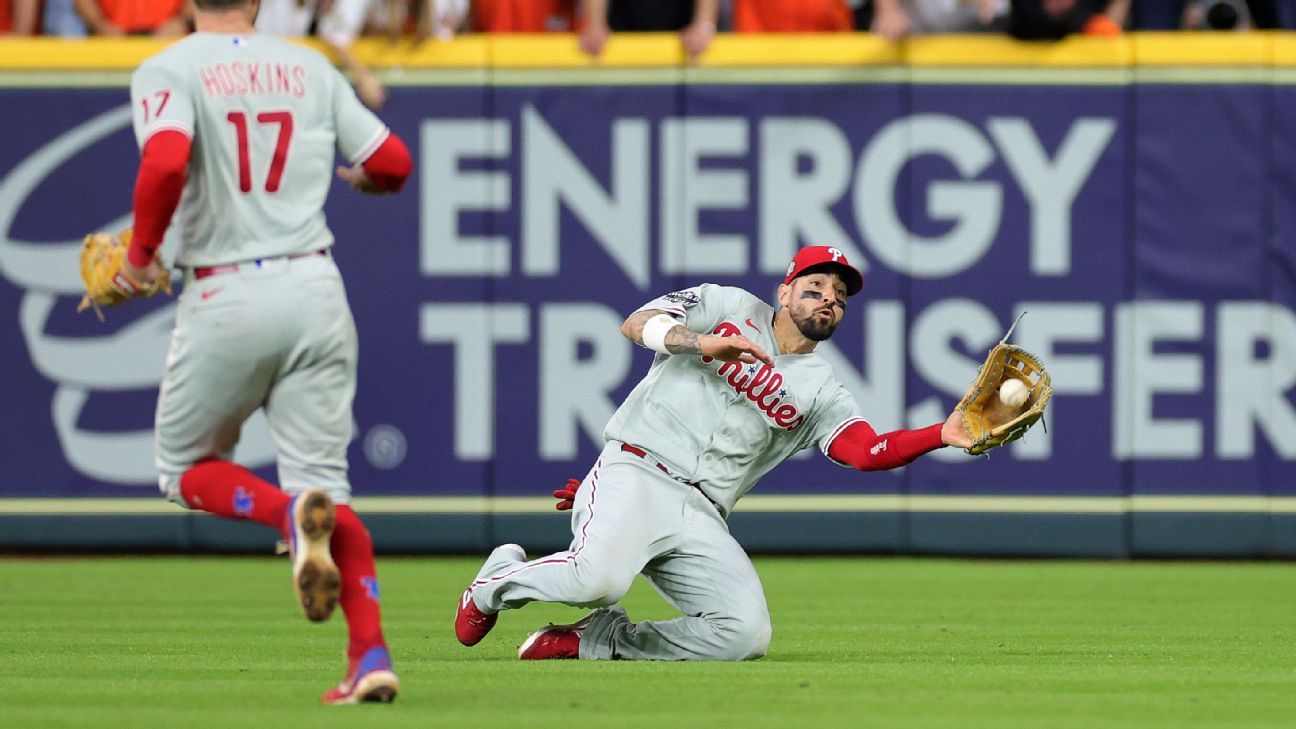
[455,245,974,660]
[122,0,412,702]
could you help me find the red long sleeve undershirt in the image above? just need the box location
[826,421,946,471]
[128,130,190,268]
[127,130,413,267]
[361,132,412,192]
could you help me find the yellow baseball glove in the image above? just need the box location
[956,343,1052,456]
[76,228,172,318]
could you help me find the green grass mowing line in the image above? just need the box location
[0,556,1293,728]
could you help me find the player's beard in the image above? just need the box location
[792,308,838,342]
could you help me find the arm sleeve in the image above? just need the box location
[330,66,388,163]
[805,386,946,471]
[130,60,194,150]
[359,133,412,192]
[825,421,946,472]
[633,284,749,334]
[128,130,191,267]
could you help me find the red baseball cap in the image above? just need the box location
[783,246,864,297]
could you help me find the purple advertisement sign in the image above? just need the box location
[0,78,1291,506]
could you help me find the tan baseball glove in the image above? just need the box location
[76,228,172,319]
[957,342,1052,455]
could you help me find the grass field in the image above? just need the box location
[1,556,1293,728]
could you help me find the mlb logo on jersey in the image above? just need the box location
[664,290,701,307]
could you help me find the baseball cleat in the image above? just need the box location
[517,613,594,660]
[287,489,340,622]
[321,646,399,705]
[455,543,527,646]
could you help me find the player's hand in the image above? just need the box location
[699,334,774,366]
[122,257,167,290]
[336,164,387,195]
[552,478,581,511]
[940,408,973,449]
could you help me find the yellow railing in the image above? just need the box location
[0,32,1293,71]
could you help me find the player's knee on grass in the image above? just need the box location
[710,606,772,661]
[567,560,637,608]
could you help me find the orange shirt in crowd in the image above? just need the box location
[472,0,576,32]
[99,0,183,32]
[733,0,853,32]
[0,0,13,33]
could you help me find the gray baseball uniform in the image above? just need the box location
[471,284,866,660]
[132,33,389,505]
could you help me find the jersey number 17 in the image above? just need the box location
[226,110,294,194]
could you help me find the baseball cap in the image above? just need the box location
[783,246,864,297]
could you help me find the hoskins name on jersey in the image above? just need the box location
[702,321,805,431]
[198,62,307,99]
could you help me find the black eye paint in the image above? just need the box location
[800,291,823,301]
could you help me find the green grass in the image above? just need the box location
[1,556,1293,728]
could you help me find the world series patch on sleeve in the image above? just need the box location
[957,341,1053,456]
[76,228,172,318]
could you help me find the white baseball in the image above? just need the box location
[999,379,1029,407]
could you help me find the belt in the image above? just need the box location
[192,249,327,280]
[619,443,721,512]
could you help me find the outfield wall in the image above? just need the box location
[1,34,1295,557]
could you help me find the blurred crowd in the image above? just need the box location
[1,0,1292,108]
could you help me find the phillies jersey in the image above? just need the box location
[129,33,390,266]
[603,284,865,516]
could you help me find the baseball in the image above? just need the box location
[999,379,1030,408]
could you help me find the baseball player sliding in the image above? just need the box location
[94,0,412,703]
[456,246,976,661]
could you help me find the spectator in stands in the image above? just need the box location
[401,0,468,41]
[854,0,1007,39]
[1133,0,1285,29]
[1008,0,1128,39]
[1,0,40,34]
[471,0,575,32]
[73,0,190,35]
[580,0,719,58]
[1182,0,1253,29]
[255,0,388,110]
[44,0,91,35]
[731,0,853,32]
[916,0,1008,33]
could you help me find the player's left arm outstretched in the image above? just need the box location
[815,388,972,472]
[823,414,971,473]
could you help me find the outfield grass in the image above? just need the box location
[0,556,1293,728]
